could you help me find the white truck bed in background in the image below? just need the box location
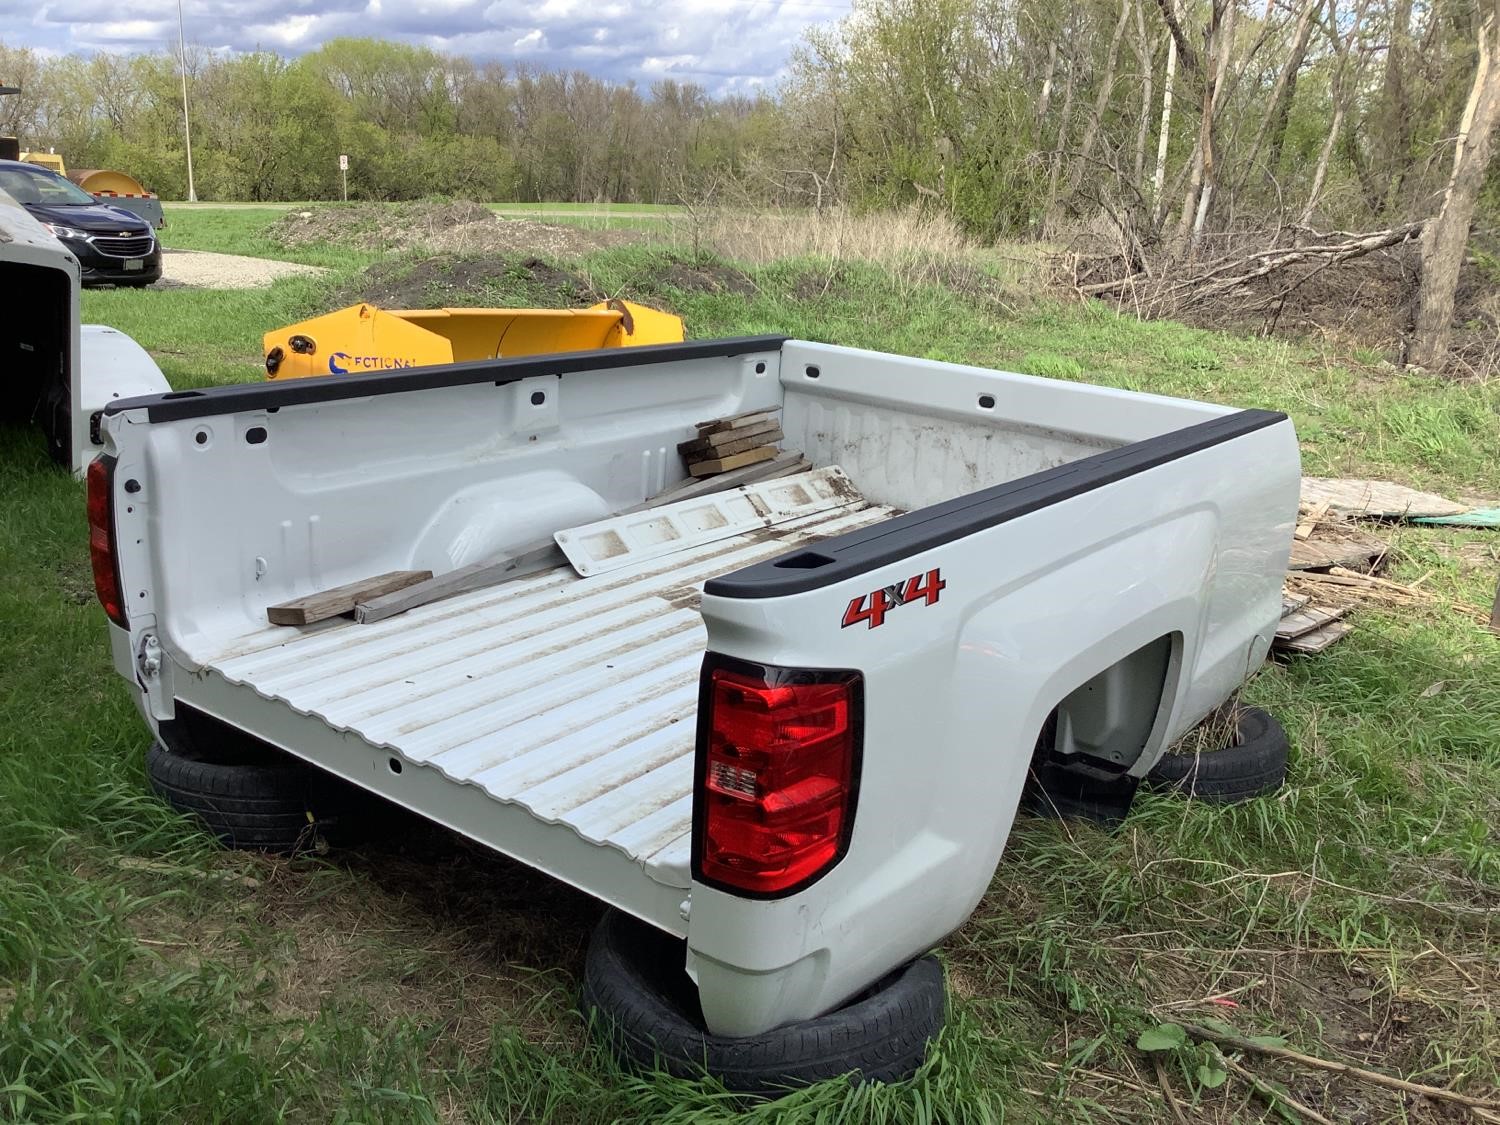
[204,499,898,890]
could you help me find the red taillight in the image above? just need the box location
[693,659,863,897]
[86,455,126,627]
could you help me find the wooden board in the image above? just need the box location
[1294,500,1330,541]
[268,569,432,626]
[1276,604,1348,640]
[1281,593,1311,617]
[1288,529,1388,571]
[689,429,783,460]
[649,451,808,500]
[695,408,779,433]
[677,422,782,457]
[356,545,562,625]
[1274,620,1353,654]
[753,455,815,481]
[687,445,779,478]
[1300,477,1468,519]
[356,452,814,623]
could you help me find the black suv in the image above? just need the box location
[0,159,161,287]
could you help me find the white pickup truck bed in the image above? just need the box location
[97,336,1299,1036]
[198,496,897,922]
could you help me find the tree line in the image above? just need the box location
[2,6,1494,233]
[0,37,777,204]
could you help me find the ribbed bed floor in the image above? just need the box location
[206,500,896,886]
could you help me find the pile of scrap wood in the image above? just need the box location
[677,409,785,477]
[1274,592,1351,655]
[1275,477,1500,656]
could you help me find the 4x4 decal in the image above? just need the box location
[841,568,946,630]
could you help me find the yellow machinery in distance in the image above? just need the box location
[2,82,165,228]
[263,299,685,379]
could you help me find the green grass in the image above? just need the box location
[161,207,384,271]
[1,208,1496,1122]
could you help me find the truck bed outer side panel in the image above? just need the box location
[686,411,1299,1036]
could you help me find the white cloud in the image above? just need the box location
[86,18,173,41]
[0,0,853,94]
[261,13,319,45]
[641,54,697,74]
[512,27,544,51]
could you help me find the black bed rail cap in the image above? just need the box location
[705,407,1290,599]
[104,335,790,423]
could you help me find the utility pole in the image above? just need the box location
[176,0,197,202]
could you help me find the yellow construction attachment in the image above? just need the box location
[67,168,152,196]
[263,299,685,380]
[20,152,66,175]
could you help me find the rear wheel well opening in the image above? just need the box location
[156,701,303,767]
[1023,634,1179,826]
[1041,632,1178,773]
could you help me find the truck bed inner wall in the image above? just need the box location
[777,342,1233,512]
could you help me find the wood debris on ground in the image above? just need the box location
[1299,477,1470,520]
[1274,492,1398,657]
[680,408,785,478]
[1276,484,1499,656]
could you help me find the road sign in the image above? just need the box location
[339,154,348,170]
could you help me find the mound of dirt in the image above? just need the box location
[272,200,638,259]
[344,255,598,310]
[656,259,757,296]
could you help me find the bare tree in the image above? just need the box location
[1377,0,1417,214]
[1297,0,1373,227]
[1236,0,1322,190]
[1411,9,1500,367]
[1175,0,1236,254]
[1037,39,1058,121]
[1042,43,1078,232]
[1067,0,1132,194]
[1151,0,1178,218]
[1132,0,1157,187]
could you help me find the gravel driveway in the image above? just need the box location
[157,248,327,289]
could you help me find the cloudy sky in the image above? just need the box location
[1,0,852,94]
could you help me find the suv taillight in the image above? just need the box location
[693,657,863,897]
[86,455,126,626]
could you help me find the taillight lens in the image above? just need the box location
[86,455,126,627]
[693,658,863,897]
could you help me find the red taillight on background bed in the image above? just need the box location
[693,658,863,897]
[86,455,126,627]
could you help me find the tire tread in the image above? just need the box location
[1148,706,1290,802]
[581,910,944,1094]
